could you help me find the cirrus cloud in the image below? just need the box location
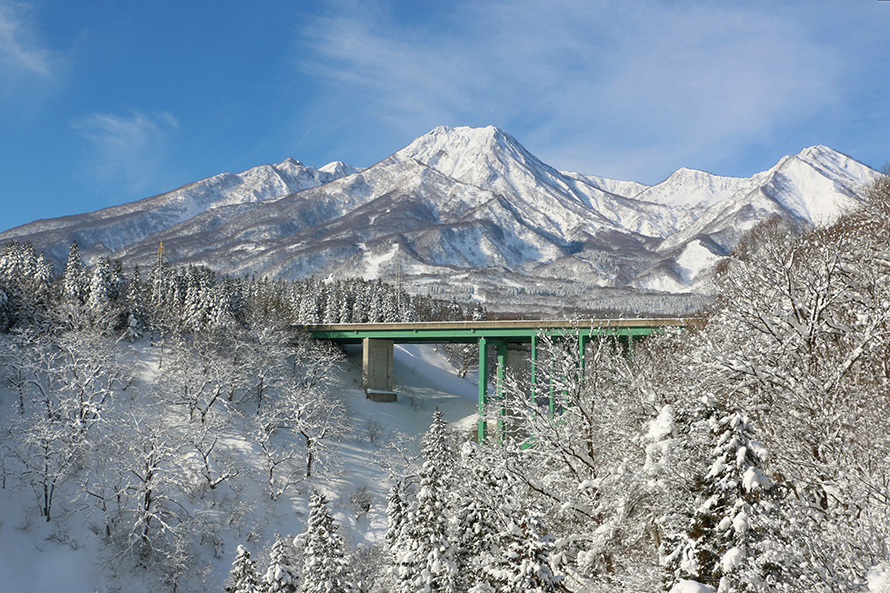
[296,0,853,181]
[0,0,60,102]
[72,110,180,195]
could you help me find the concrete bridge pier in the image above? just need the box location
[362,338,396,402]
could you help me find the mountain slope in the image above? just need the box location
[0,126,882,314]
[0,158,358,264]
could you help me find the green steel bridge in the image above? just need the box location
[299,318,690,441]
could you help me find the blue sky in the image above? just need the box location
[1,0,888,231]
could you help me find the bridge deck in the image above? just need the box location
[298,318,688,344]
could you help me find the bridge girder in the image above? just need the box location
[298,319,692,442]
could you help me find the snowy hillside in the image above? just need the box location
[0,126,881,314]
[0,334,478,593]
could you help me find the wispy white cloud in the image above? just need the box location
[297,2,489,133]
[72,111,180,195]
[296,0,851,181]
[0,0,57,98]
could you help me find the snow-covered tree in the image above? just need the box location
[62,241,87,304]
[471,303,487,321]
[449,440,568,593]
[87,257,114,327]
[494,514,565,593]
[123,264,145,341]
[263,533,299,593]
[6,396,81,521]
[301,489,355,593]
[226,545,261,593]
[234,324,292,415]
[394,409,459,593]
[668,409,775,592]
[260,337,349,482]
[451,445,503,592]
[0,288,9,330]
[115,410,188,562]
[298,285,320,324]
[385,479,408,559]
[155,333,229,424]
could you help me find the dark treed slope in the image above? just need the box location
[0,240,474,335]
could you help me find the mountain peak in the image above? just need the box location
[636,166,750,208]
[428,124,503,139]
[319,160,360,177]
[406,125,517,160]
[668,166,712,180]
[782,144,877,190]
[798,144,841,159]
[393,124,549,188]
[278,157,304,168]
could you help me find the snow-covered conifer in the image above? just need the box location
[495,514,565,593]
[210,277,243,328]
[301,489,354,593]
[182,266,210,329]
[0,288,9,330]
[124,265,145,341]
[381,478,413,592]
[669,409,774,592]
[398,409,459,593]
[452,446,508,592]
[323,284,339,324]
[263,533,299,593]
[227,545,261,593]
[298,286,320,324]
[109,258,126,301]
[471,303,487,321]
[87,257,113,324]
[458,442,566,593]
[338,288,353,323]
[384,480,408,557]
[367,285,383,323]
[62,241,87,304]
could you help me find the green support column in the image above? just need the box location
[496,340,507,444]
[548,347,556,418]
[477,336,489,442]
[623,334,636,361]
[579,332,587,384]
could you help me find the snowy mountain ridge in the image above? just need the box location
[0,157,358,264]
[0,126,881,314]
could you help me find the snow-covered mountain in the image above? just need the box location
[0,158,359,265]
[0,126,880,313]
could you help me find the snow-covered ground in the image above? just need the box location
[0,339,479,593]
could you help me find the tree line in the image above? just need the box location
[0,241,477,336]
